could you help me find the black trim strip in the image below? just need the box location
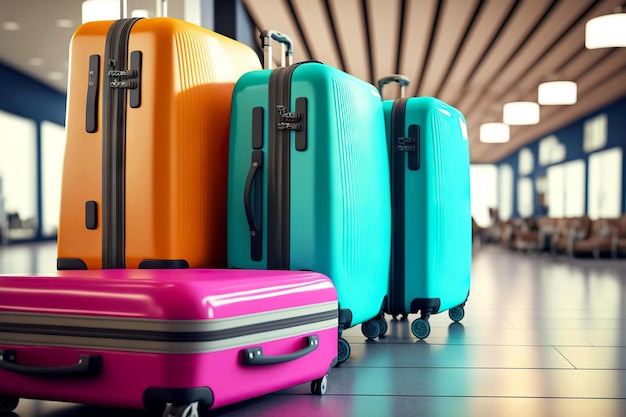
[252,106,264,149]
[85,200,98,230]
[138,259,190,269]
[295,97,308,151]
[389,98,409,316]
[408,124,420,171]
[0,310,337,343]
[267,64,301,269]
[56,258,88,270]
[129,50,142,108]
[102,18,141,269]
[85,54,100,133]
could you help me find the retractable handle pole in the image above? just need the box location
[156,0,168,17]
[260,30,294,70]
[121,0,167,18]
[377,74,411,98]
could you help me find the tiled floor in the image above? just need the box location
[3,242,626,416]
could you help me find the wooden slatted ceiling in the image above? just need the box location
[241,0,626,163]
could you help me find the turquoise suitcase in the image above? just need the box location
[377,75,471,340]
[227,33,391,364]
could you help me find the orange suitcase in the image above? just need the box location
[57,17,261,270]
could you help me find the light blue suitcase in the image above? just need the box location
[377,75,471,340]
[227,32,391,363]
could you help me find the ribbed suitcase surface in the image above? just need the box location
[227,62,391,352]
[57,17,261,270]
[0,269,338,412]
[383,96,471,338]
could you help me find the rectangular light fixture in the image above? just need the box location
[538,81,577,105]
[480,123,510,143]
[585,13,626,49]
[503,101,540,125]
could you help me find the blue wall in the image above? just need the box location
[0,61,67,241]
[497,95,626,219]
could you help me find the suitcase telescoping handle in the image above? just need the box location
[378,74,411,98]
[0,349,103,377]
[260,30,294,69]
[119,0,168,18]
[241,335,319,366]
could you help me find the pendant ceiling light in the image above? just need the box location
[538,81,577,105]
[503,101,540,125]
[480,123,510,143]
[585,12,626,49]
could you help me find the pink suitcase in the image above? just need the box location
[0,269,338,416]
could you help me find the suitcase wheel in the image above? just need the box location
[162,401,199,417]
[336,337,351,365]
[361,319,381,340]
[448,306,465,322]
[377,317,388,337]
[411,318,431,339]
[311,374,328,395]
[0,395,19,413]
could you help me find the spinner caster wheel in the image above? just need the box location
[311,374,328,395]
[336,337,351,365]
[162,402,199,417]
[0,396,19,413]
[411,318,431,339]
[377,317,388,337]
[361,319,381,340]
[449,306,465,322]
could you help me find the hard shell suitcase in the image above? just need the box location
[0,269,338,414]
[227,32,391,363]
[378,75,471,340]
[57,9,261,270]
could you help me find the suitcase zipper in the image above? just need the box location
[389,98,409,317]
[266,63,305,269]
[101,18,141,269]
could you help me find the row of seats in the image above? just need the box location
[475,214,626,258]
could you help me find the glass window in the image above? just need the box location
[588,147,622,219]
[0,110,37,240]
[584,114,608,153]
[470,164,498,227]
[518,148,534,176]
[41,121,67,237]
[517,177,534,218]
[498,164,513,221]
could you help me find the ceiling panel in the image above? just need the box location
[1,0,625,164]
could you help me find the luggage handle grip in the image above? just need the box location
[260,30,294,69]
[378,75,410,98]
[241,335,319,366]
[244,150,263,261]
[0,350,103,377]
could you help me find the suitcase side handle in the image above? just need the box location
[241,335,319,366]
[260,30,294,69]
[0,350,103,377]
[378,75,411,98]
[244,150,264,261]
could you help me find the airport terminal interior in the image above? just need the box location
[2,241,626,416]
[2,0,626,416]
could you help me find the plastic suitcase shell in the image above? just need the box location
[57,17,261,270]
[227,61,391,340]
[0,269,338,412]
[382,95,471,338]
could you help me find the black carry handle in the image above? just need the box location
[244,150,264,261]
[0,350,103,377]
[378,74,411,98]
[260,30,294,69]
[241,335,319,366]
